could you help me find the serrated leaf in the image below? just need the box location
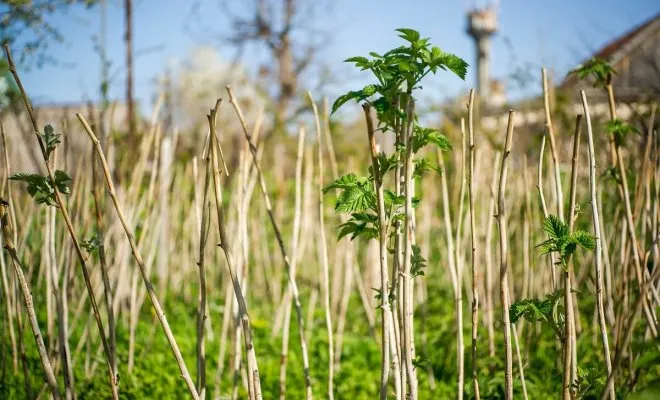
[413,157,441,179]
[509,290,562,325]
[538,215,595,267]
[411,126,452,153]
[331,91,362,114]
[375,152,398,179]
[344,56,370,69]
[431,49,469,80]
[54,169,72,194]
[383,190,405,209]
[335,185,375,213]
[81,235,102,253]
[395,28,421,44]
[606,118,638,147]
[40,124,61,160]
[410,244,427,278]
[9,170,71,207]
[571,230,595,251]
[324,173,360,193]
[569,58,616,87]
[542,215,569,241]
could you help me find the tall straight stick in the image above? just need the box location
[467,89,480,400]
[77,114,200,399]
[309,92,335,400]
[564,115,583,399]
[363,104,394,400]
[401,98,418,400]
[91,143,117,384]
[279,126,306,400]
[196,140,213,399]
[496,110,516,400]
[542,68,564,222]
[580,91,615,400]
[536,133,558,291]
[437,150,461,399]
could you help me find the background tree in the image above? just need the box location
[189,0,330,137]
[0,0,99,66]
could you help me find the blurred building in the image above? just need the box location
[561,12,660,104]
[481,12,660,131]
[466,4,499,103]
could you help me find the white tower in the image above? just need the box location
[466,2,499,102]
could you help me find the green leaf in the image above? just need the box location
[571,368,606,399]
[536,238,557,257]
[326,174,376,213]
[538,215,594,268]
[431,48,469,80]
[569,58,616,87]
[54,169,72,195]
[542,215,569,241]
[411,126,452,153]
[324,173,360,193]
[372,152,398,180]
[571,230,595,251]
[413,157,441,179]
[331,84,381,114]
[395,28,421,44]
[412,355,428,370]
[331,91,362,114]
[383,190,405,209]
[9,170,71,207]
[410,244,427,278]
[40,124,61,160]
[335,185,375,213]
[81,235,102,253]
[509,290,562,325]
[337,213,379,241]
[606,118,638,147]
[344,56,371,69]
[361,84,378,97]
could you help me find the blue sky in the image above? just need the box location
[13,0,660,112]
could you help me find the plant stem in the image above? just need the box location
[564,114,583,399]
[580,91,615,400]
[536,133,558,291]
[485,152,501,358]
[438,149,462,400]
[279,126,306,400]
[542,68,564,223]
[467,89,480,400]
[401,97,418,399]
[195,143,212,399]
[91,143,117,387]
[309,92,335,400]
[496,110,516,400]
[364,104,394,400]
